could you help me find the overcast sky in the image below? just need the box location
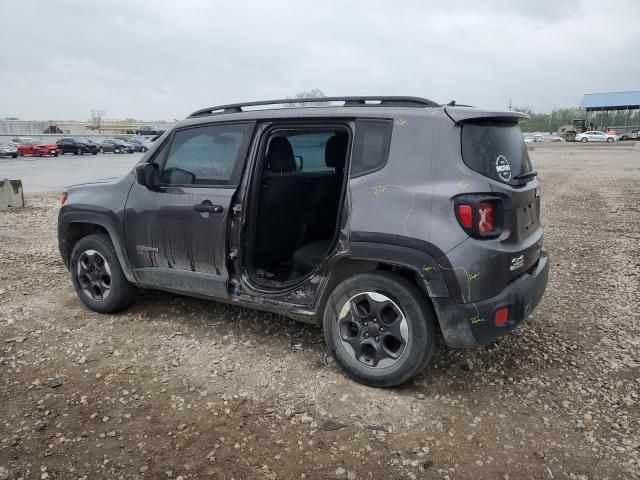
[1,0,639,121]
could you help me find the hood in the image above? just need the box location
[66,176,123,189]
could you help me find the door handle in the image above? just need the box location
[193,203,223,213]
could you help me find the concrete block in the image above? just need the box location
[0,180,7,210]
[0,178,24,209]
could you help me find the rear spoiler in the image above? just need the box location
[444,107,529,126]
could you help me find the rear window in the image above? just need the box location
[461,121,532,185]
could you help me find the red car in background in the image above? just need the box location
[11,137,60,157]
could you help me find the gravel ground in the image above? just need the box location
[1,144,639,479]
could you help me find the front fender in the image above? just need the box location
[58,208,135,282]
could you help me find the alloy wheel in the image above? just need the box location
[77,249,112,301]
[337,291,409,368]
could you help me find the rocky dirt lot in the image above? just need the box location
[1,144,639,480]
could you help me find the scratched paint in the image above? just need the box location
[370,185,415,236]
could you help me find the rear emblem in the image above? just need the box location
[495,155,512,181]
[510,254,524,271]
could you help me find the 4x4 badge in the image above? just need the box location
[495,154,512,181]
[510,254,524,271]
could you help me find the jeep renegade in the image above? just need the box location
[58,96,549,387]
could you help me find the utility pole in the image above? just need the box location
[508,98,512,111]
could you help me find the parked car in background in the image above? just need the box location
[135,126,165,136]
[533,134,544,143]
[56,138,99,155]
[619,129,640,140]
[112,138,135,153]
[0,142,19,158]
[575,131,619,143]
[97,139,133,154]
[124,137,152,152]
[523,135,534,143]
[12,137,60,157]
[113,136,149,151]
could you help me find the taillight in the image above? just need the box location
[494,307,510,326]
[478,201,494,233]
[454,196,502,238]
[60,192,68,205]
[456,204,473,228]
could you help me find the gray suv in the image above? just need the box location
[57,96,549,387]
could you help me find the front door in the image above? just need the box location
[123,121,254,298]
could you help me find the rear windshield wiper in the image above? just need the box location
[513,170,537,181]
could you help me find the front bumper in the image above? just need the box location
[432,249,549,348]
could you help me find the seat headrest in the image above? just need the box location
[266,137,295,173]
[325,134,348,168]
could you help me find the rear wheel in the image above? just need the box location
[114,148,121,154]
[70,234,136,313]
[607,137,614,143]
[99,147,104,153]
[323,271,436,387]
[77,148,83,155]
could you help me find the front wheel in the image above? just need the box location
[581,137,588,143]
[70,234,136,313]
[607,137,614,143]
[77,148,84,155]
[323,271,437,387]
[99,147,104,153]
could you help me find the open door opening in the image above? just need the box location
[246,126,350,285]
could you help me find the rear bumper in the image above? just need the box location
[432,249,549,348]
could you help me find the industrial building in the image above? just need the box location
[579,90,640,136]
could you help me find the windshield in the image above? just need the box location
[461,121,533,185]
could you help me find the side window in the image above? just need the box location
[350,119,393,177]
[161,123,251,186]
[287,132,335,172]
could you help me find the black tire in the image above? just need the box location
[53,152,58,157]
[77,148,83,155]
[323,271,436,387]
[92,151,98,155]
[69,234,136,313]
[12,154,17,158]
[581,137,588,143]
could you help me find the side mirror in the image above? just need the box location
[135,163,159,188]
[294,155,304,171]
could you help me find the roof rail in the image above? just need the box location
[188,96,439,118]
